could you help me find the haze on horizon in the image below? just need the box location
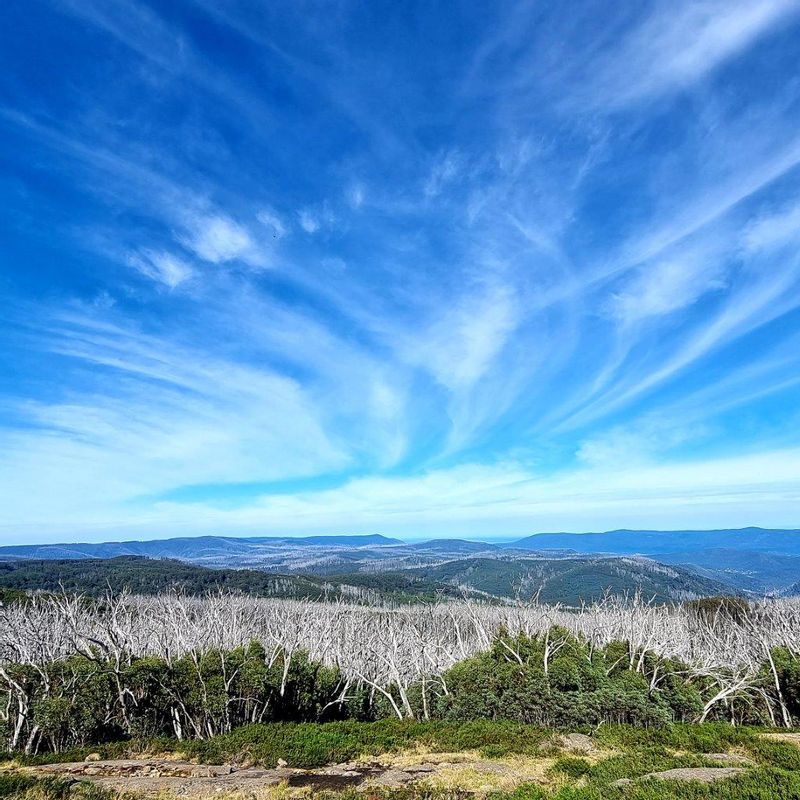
[3,0,800,546]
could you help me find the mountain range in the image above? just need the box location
[2,527,799,601]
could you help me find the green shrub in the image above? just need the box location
[551,756,591,778]
[434,630,692,727]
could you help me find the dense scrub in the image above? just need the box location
[435,627,703,726]
[0,645,365,753]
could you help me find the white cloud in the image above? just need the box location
[583,0,800,108]
[298,209,320,233]
[576,415,709,468]
[608,249,728,324]
[0,316,351,534]
[424,151,461,199]
[346,183,365,209]
[128,249,194,288]
[297,203,336,235]
[407,283,520,391]
[742,199,800,253]
[256,207,287,239]
[7,446,800,540]
[180,213,262,265]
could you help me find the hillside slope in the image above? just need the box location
[0,557,460,604]
[339,556,733,603]
[0,554,733,606]
[510,527,800,555]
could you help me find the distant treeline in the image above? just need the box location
[0,557,467,604]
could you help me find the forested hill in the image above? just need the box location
[0,554,732,605]
[372,557,732,603]
[510,527,800,555]
[0,556,479,605]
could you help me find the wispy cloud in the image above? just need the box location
[607,244,729,325]
[256,208,288,239]
[127,250,194,289]
[575,0,800,109]
[2,0,800,541]
[409,282,520,392]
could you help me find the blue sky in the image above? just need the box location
[3,0,800,544]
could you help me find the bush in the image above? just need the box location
[434,629,691,727]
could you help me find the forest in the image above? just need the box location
[3,591,800,756]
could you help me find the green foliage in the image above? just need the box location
[1,645,359,755]
[4,623,800,759]
[683,596,752,625]
[434,629,696,727]
[0,587,29,605]
[551,756,591,778]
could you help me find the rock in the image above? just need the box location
[190,767,212,778]
[611,767,747,787]
[371,769,415,788]
[84,753,101,763]
[404,763,437,774]
[276,758,288,768]
[705,753,753,765]
[560,733,594,754]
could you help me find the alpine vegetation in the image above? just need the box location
[3,591,800,755]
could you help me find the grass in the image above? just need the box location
[10,720,552,770]
[0,775,110,800]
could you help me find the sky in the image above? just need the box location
[2,0,800,545]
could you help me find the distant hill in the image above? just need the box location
[0,553,734,606]
[381,557,732,604]
[4,528,799,599]
[505,528,800,594]
[0,533,404,563]
[0,556,474,604]
[408,539,501,553]
[653,549,800,594]
[509,528,800,556]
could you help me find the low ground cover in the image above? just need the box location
[4,722,800,800]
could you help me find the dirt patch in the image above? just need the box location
[19,756,553,798]
[16,739,621,799]
[23,760,370,797]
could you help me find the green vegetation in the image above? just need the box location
[4,626,800,757]
[0,554,733,606]
[1,644,364,753]
[0,775,108,800]
[0,558,475,605]
[370,558,731,604]
[436,627,703,726]
[0,588,28,606]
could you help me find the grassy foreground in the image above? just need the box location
[5,721,800,799]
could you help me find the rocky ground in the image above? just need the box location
[8,733,763,798]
